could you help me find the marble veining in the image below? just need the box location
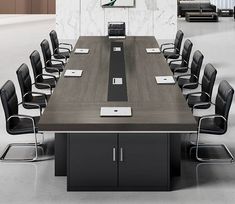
[210,0,235,9]
[56,0,177,40]
[56,0,80,39]
[81,0,105,36]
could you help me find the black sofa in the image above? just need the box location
[234,7,235,19]
[178,1,216,17]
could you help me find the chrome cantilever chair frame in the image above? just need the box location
[0,114,45,162]
[190,102,234,163]
[0,80,53,162]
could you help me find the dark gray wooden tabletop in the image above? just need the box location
[38,36,197,132]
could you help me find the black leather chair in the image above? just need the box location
[191,80,234,162]
[161,30,184,59]
[30,50,57,92]
[177,50,204,90]
[49,30,72,61]
[0,80,44,161]
[40,39,64,76]
[169,39,193,73]
[108,22,126,36]
[186,64,217,109]
[16,63,49,109]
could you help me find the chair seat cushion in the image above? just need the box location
[170,63,188,73]
[178,77,198,89]
[36,78,57,89]
[164,51,179,59]
[178,77,189,88]
[188,95,210,109]
[24,95,48,109]
[45,63,64,73]
[9,116,40,135]
[54,51,70,59]
[195,116,226,135]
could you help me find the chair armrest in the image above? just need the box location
[23,91,48,103]
[186,91,210,100]
[45,66,61,76]
[163,47,175,53]
[182,82,199,89]
[53,53,67,62]
[7,115,36,133]
[193,101,215,111]
[167,54,180,61]
[32,82,52,94]
[18,102,42,116]
[59,43,73,51]
[55,47,71,53]
[177,73,198,81]
[160,43,174,51]
[173,66,189,74]
[169,58,182,65]
[47,59,65,66]
[198,114,226,133]
[36,74,57,83]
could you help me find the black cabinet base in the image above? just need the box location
[55,133,182,191]
[68,186,170,191]
[55,133,67,176]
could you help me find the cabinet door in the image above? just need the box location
[119,134,169,188]
[0,0,16,14]
[68,134,118,189]
[48,0,55,14]
[31,0,48,14]
[16,0,32,14]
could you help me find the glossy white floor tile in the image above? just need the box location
[0,16,235,204]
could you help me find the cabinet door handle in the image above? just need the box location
[120,148,124,162]
[113,147,116,162]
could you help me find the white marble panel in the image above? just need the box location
[210,0,235,9]
[56,0,177,40]
[128,0,155,36]
[56,0,80,40]
[81,0,105,36]
[154,0,177,40]
[104,8,129,35]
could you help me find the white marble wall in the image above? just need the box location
[210,0,235,9]
[56,0,80,39]
[56,0,177,40]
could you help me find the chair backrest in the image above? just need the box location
[174,30,184,54]
[201,63,217,101]
[215,80,234,123]
[190,50,204,83]
[0,80,19,131]
[30,50,43,83]
[181,39,193,67]
[49,30,59,55]
[40,39,52,67]
[16,63,33,102]
[108,22,126,36]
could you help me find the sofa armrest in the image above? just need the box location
[210,4,216,12]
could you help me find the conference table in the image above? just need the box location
[38,36,197,191]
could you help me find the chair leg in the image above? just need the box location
[190,132,234,163]
[33,132,39,161]
[0,133,47,162]
[0,143,44,162]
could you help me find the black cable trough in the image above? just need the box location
[107,42,128,101]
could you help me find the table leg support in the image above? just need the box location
[170,134,181,177]
[55,133,67,176]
